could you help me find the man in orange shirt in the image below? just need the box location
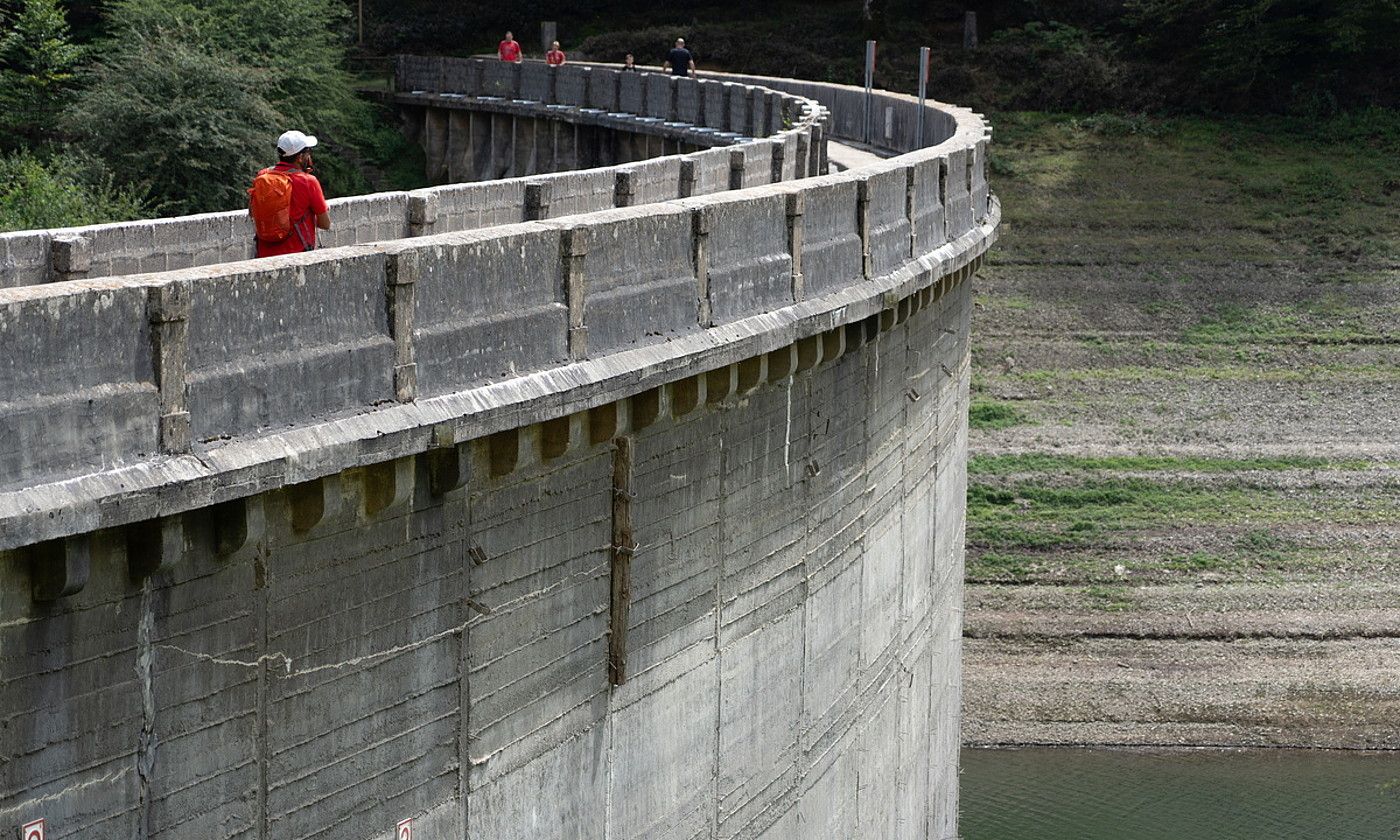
[498,31,522,63]
[545,40,566,66]
[252,131,331,258]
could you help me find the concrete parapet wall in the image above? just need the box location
[185,251,397,441]
[863,164,915,278]
[535,168,618,217]
[688,190,793,325]
[320,192,412,249]
[541,204,698,356]
[686,148,734,197]
[0,282,158,484]
[0,58,823,291]
[800,177,865,298]
[409,224,569,397]
[623,156,684,206]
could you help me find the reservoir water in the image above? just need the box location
[960,746,1400,840]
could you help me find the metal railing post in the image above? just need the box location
[916,46,930,147]
[863,40,876,145]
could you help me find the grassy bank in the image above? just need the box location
[963,111,1400,749]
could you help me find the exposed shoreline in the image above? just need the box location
[959,111,1400,755]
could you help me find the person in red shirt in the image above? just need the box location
[498,32,522,63]
[545,40,566,66]
[253,130,331,258]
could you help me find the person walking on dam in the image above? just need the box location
[248,130,330,258]
[545,40,566,66]
[498,31,522,63]
[664,38,696,78]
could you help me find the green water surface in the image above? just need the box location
[960,747,1400,840]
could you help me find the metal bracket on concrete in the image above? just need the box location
[608,436,634,686]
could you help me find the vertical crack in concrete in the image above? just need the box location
[712,425,727,838]
[135,581,158,839]
[784,376,794,472]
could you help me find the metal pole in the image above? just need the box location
[358,0,364,45]
[916,46,930,147]
[863,40,876,145]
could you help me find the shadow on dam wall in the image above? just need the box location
[0,57,998,839]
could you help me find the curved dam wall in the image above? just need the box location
[0,57,997,840]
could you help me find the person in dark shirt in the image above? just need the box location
[622,53,638,71]
[663,38,696,78]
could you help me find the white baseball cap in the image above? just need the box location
[276,130,319,155]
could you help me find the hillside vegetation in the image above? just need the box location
[963,111,1400,748]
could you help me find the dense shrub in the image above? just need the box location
[62,0,425,215]
[0,151,146,230]
[980,22,1130,111]
[1124,0,1400,112]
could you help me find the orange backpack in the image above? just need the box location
[248,166,311,249]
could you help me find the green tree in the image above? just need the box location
[0,0,83,149]
[105,0,360,136]
[68,29,280,214]
[69,0,407,212]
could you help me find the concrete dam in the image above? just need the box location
[0,57,998,839]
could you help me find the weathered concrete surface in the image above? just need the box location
[0,279,973,839]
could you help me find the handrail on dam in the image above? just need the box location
[0,54,996,561]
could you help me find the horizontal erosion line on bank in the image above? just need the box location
[962,740,1400,753]
[963,628,1400,642]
